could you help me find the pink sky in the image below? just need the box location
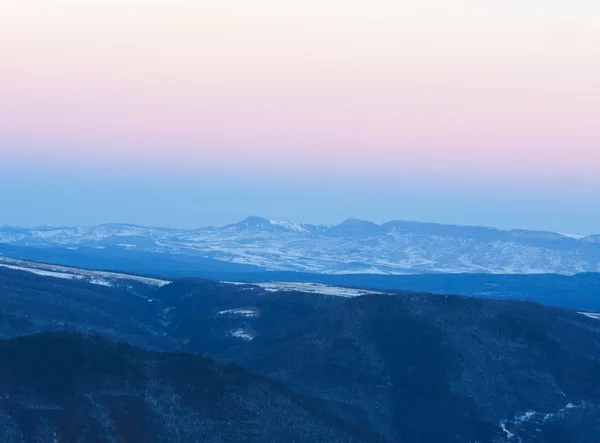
[1,0,599,183]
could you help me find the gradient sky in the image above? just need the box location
[1,1,599,233]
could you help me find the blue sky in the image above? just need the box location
[1,1,599,235]
[1,167,597,235]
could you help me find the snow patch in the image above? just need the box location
[500,402,586,438]
[218,308,260,318]
[229,328,254,341]
[0,258,170,287]
[579,312,600,320]
[256,282,385,298]
[516,410,536,421]
[0,264,82,281]
[268,219,309,233]
[559,232,585,239]
[500,421,515,438]
[89,278,113,287]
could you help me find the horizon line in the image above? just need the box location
[1,216,594,239]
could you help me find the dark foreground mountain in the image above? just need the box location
[160,280,600,443]
[0,332,382,443]
[2,266,600,441]
[0,264,165,348]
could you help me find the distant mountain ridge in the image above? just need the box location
[1,217,599,275]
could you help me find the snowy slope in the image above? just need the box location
[0,257,170,287]
[1,217,599,275]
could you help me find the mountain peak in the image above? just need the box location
[235,216,271,228]
[339,218,378,226]
[330,218,382,234]
[231,217,321,234]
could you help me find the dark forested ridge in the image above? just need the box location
[1,266,600,442]
[0,332,384,443]
[157,280,600,442]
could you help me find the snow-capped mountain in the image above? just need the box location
[1,217,599,275]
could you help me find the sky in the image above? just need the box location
[0,0,599,234]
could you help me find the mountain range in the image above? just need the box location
[1,262,600,442]
[2,217,600,275]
